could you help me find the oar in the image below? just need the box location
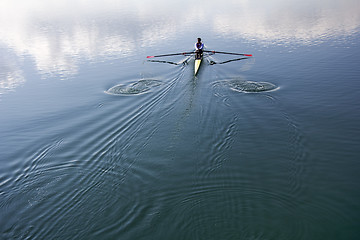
[147,52,195,58]
[204,50,252,57]
[147,60,181,65]
[209,57,249,65]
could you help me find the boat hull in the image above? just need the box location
[195,59,202,75]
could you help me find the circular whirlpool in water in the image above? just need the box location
[228,79,278,93]
[106,79,162,95]
[213,78,278,93]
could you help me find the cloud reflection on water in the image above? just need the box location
[0,0,359,92]
[211,0,360,45]
[0,49,25,95]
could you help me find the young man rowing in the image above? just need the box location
[195,38,204,59]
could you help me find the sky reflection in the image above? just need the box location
[211,0,360,44]
[0,0,359,92]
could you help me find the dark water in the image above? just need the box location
[1,0,360,239]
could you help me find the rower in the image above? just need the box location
[195,38,204,59]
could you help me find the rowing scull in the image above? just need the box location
[194,52,202,75]
[146,50,252,76]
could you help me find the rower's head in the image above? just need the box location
[197,38,201,42]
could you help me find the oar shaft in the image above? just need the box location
[204,50,252,57]
[147,52,194,58]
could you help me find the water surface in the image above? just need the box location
[1,0,360,239]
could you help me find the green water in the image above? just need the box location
[1,0,360,239]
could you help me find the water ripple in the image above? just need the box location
[105,79,162,95]
[152,177,310,239]
[213,78,278,93]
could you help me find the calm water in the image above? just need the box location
[1,0,360,239]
